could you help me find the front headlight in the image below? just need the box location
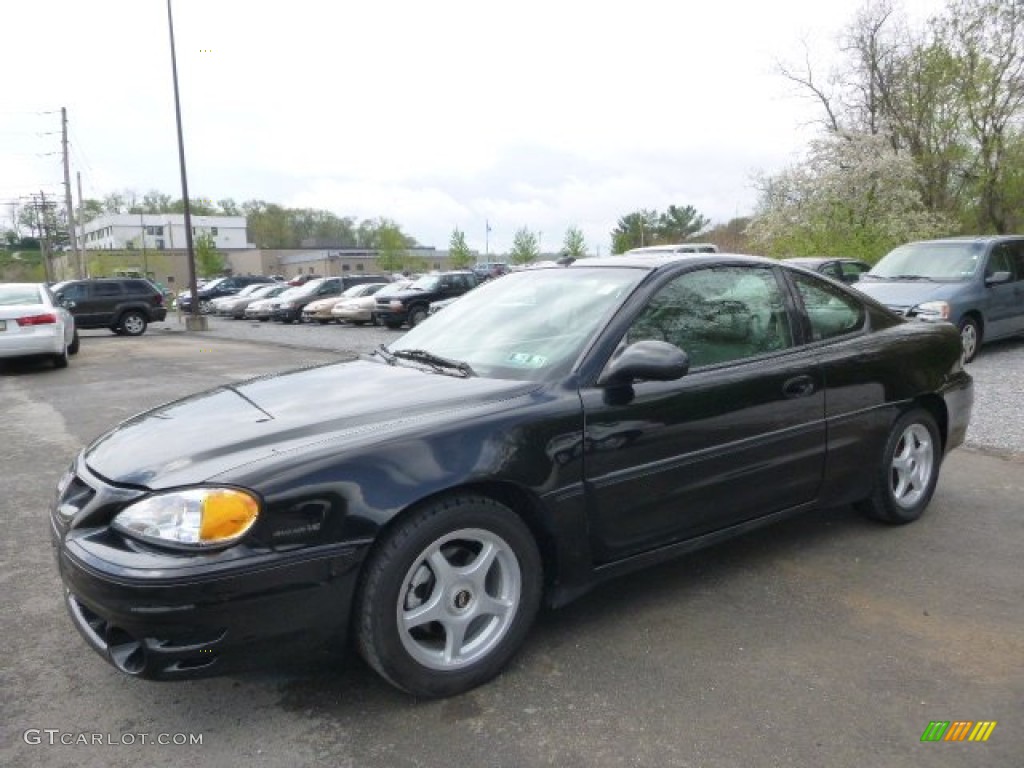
[112,487,260,549]
[914,301,951,320]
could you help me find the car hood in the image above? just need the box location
[84,360,537,489]
[856,279,963,306]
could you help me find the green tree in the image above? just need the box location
[448,228,474,268]
[777,0,1024,233]
[658,205,710,242]
[509,227,540,265]
[194,232,225,276]
[217,198,241,216]
[376,224,409,272]
[748,132,951,260]
[79,198,104,223]
[562,226,587,258]
[610,210,658,253]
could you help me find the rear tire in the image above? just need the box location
[355,495,542,698]
[855,408,941,524]
[52,343,69,369]
[68,330,80,355]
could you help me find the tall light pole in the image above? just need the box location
[166,0,205,330]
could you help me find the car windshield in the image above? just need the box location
[867,242,985,281]
[387,267,646,381]
[409,275,441,291]
[0,284,43,305]
[294,279,326,296]
[203,277,227,290]
[376,282,411,298]
[340,284,370,298]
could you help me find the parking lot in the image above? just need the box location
[2,328,1022,767]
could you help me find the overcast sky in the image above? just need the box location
[1,0,945,253]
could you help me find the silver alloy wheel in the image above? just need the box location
[397,527,521,671]
[121,313,146,335]
[889,423,934,509]
[960,321,978,362]
[199,299,214,314]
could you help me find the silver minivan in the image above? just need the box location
[855,236,1024,362]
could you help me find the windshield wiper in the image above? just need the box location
[369,345,397,365]
[888,274,934,281]
[392,349,476,377]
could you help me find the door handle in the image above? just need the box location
[782,375,816,399]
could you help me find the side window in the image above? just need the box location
[819,262,842,280]
[1009,241,1024,282]
[985,244,1013,278]
[792,273,865,341]
[841,262,871,283]
[60,283,88,301]
[93,282,124,298]
[626,267,794,368]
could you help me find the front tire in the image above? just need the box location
[355,495,542,698]
[408,306,428,327]
[855,408,941,524]
[68,330,80,355]
[958,316,981,363]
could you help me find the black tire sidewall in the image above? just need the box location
[121,312,147,336]
[863,409,942,524]
[958,317,980,363]
[357,497,542,698]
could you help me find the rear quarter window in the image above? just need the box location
[792,273,865,341]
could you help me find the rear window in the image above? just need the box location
[0,284,43,305]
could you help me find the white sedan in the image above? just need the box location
[0,282,79,368]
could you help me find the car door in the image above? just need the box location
[982,241,1022,340]
[580,265,826,563]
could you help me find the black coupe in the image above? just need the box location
[52,254,973,697]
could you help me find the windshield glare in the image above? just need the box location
[869,242,985,280]
[388,267,645,381]
[410,275,440,291]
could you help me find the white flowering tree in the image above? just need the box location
[748,132,952,261]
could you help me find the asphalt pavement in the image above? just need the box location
[1,330,1021,768]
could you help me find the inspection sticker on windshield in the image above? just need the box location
[506,352,547,367]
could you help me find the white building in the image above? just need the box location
[78,214,248,251]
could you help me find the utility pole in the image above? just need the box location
[34,192,53,283]
[167,0,204,330]
[76,172,86,277]
[61,107,82,278]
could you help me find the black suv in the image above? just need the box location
[52,278,167,336]
[178,275,277,314]
[375,271,479,328]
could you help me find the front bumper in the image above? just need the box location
[272,307,302,322]
[51,460,367,680]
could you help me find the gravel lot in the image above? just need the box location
[144,312,1024,458]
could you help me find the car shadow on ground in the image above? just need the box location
[250,502,872,708]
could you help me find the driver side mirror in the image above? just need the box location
[597,340,690,388]
[985,270,1012,286]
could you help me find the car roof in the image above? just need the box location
[566,253,775,271]
[904,235,1022,245]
